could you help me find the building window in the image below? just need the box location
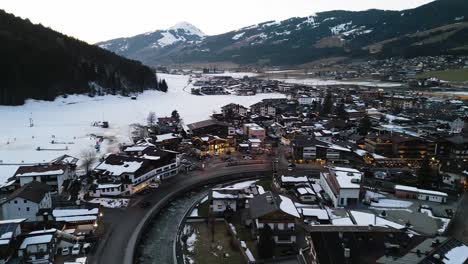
[24,200,27,203]
[26,207,30,211]
[14,200,17,204]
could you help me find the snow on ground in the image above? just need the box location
[276,77,402,88]
[350,211,404,229]
[365,190,386,199]
[205,72,259,78]
[371,199,413,208]
[421,208,451,234]
[443,244,468,264]
[88,198,129,208]
[0,74,283,175]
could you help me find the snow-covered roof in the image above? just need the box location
[20,234,53,249]
[331,217,354,225]
[278,195,300,218]
[55,215,97,222]
[350,211,404,229]
[296,187,315,195]
[395,185,448,197]
[301,208,329,220]
[155,133,180,142]
[16,169,64,177]
[52,208,99,218]
[281,175,308,183]
[331,167,362,189]
[443,244,468,264]
[97,184,122,189]
[95,160,143,176]
[124,146,148,152]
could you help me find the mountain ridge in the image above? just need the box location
[97,0,468,66]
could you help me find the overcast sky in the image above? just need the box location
[1,0,434,43]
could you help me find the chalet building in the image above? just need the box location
[0,219,25,263]
[51,207,100,227]
[221,103,248,116]
[299,208,330,225]
[250,101,277,117]
[274,175,309,192]
[18,229,58,264]
[0,182,52,222]
[291,136,351,163]
[394,185,447,203]
[209,184,262,213]
[13,163,75,194]
[243,123,266,141]
[439,159,467,189]
[365,133,435,159]
[320,167,363,207]
[248,192,300,245]
[443,134,468,160]
[92,149,178,195]
[293,185,318,204]
[191,135,236,156]
[383,95,416,110]
[186,119,230,137]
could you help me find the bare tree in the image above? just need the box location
[147,111,157,127]
[80,148,97,175]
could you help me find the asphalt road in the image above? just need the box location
[447,192,468,244]
[89,162,272,264]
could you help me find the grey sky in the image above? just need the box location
[1,0,434,43]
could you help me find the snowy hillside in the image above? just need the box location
[97,0,468,66]
[0,74,284,185]
[96,22,205,58]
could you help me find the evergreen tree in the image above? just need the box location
[320,92,333,116]
[258,224,275,260]
[418,157,432,189]
[358,115,372,135]
[336,103,348,119]
[171,110,180,121]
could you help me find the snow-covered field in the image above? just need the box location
[371,199,413,208]
[0,74,284,182]
[276,77,403,88]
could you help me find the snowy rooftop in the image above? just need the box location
[395,185,448,197]
[296,187,315,195]
[279,195,300,218]
[52,208,99,217]
[331,167,362,189]
[281,175,309,183]
[301,208,329,220]
[20,234,53,249]
[95,159,143,176]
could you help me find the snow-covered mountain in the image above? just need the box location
[98,0,468,66]
[96,22,205,60]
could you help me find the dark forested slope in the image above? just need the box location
[0,10,158,105]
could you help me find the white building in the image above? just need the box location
[320,167,363,207]
[395,185,448,203]
[14,163,75,194]
[92,148,178,196]
[1,182,52,222]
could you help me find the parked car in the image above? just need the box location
[71,244,81,255]
[62,247,70,256]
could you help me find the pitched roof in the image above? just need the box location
[14,164,66,177]
[187,119,228,130]
[249,192,300,219]
[6,181,51,204]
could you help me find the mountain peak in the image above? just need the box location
[169,22,206,37]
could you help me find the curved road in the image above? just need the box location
[89,162,272,264]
